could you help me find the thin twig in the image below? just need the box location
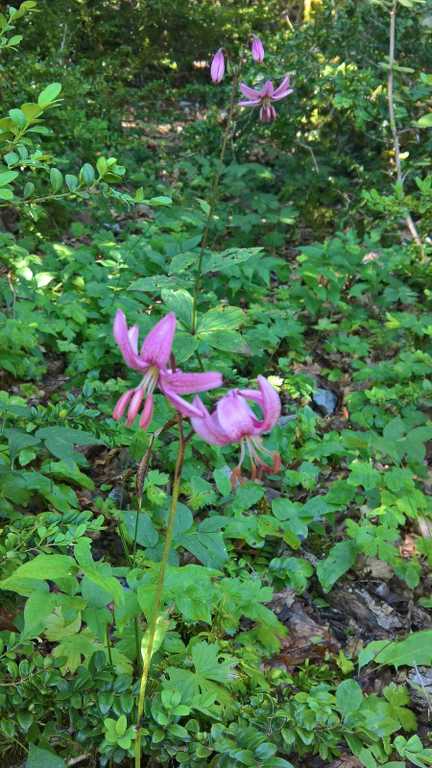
[387,0,424,256]
[296,140,319,173]
[67,755,90,767]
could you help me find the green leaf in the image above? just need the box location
[0,170,19,186]
[162,288,193,328]
[359,631,432,669]
[336,679,364,716]
[316,540,358,592]
[5,428,41,462]
[191,641,236,684]
[0,554,76,591]
[74,540,124,606]
[348,460,381,491]
[122,509,159,548]
[180,519,228,569]
[35,426,104,461]
[22,590,55,639]
[0,187,14,200]
[197,305,244,335]
[65,174,79,192]
[80,163,95,186]
[38,82,62,107]
[417,113,432,128]
[50,168,63,193]
[26,745,65,768]
[9,108,26,128]
[24,181,35,198]
[6,34,23,47]
[213,467,231,496]
[149,195,172,206]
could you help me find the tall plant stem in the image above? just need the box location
[191,74,239,335]
[387,0,424,257]
[134,418,186,768]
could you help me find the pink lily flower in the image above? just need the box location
[239,75,293,123]
[251,35,264,64]
[190,375,281,484]
[112,310,222,429]
[211,48,225,83]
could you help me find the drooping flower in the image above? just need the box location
[239,75,293,123]
[210,48,225,83]
[190,375,281,484]
[251,35,264,64]
[112,310,222,429]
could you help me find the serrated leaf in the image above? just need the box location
[348,460,381,491]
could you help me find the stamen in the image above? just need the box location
[139,366,159,395]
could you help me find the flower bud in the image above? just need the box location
[251,35,264,64]
[210,48,225,83]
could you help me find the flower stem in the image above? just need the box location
[134,417,186,768]
[191,73,239,335]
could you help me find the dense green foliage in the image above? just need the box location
[1,1,432,767]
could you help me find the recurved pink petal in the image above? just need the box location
[139,393,154,430]
[239,98,262,107]
[140,312,176,368]
[272,75,293,101]
[261,80,275,98]
[237,387,263,405]
[126,388,145,425]
[253,376,281,433]
[216,391,256,441]
[190,397,230,446]
[239,82,262,100]
[128,325,139,354]
[162,370,223,395]
[113,389,134,421]
[113,309,145,371]
[162,386,204,417]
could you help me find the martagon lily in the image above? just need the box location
[239,75,293,122]
[112,310,222,429]
[190,375,281,484]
